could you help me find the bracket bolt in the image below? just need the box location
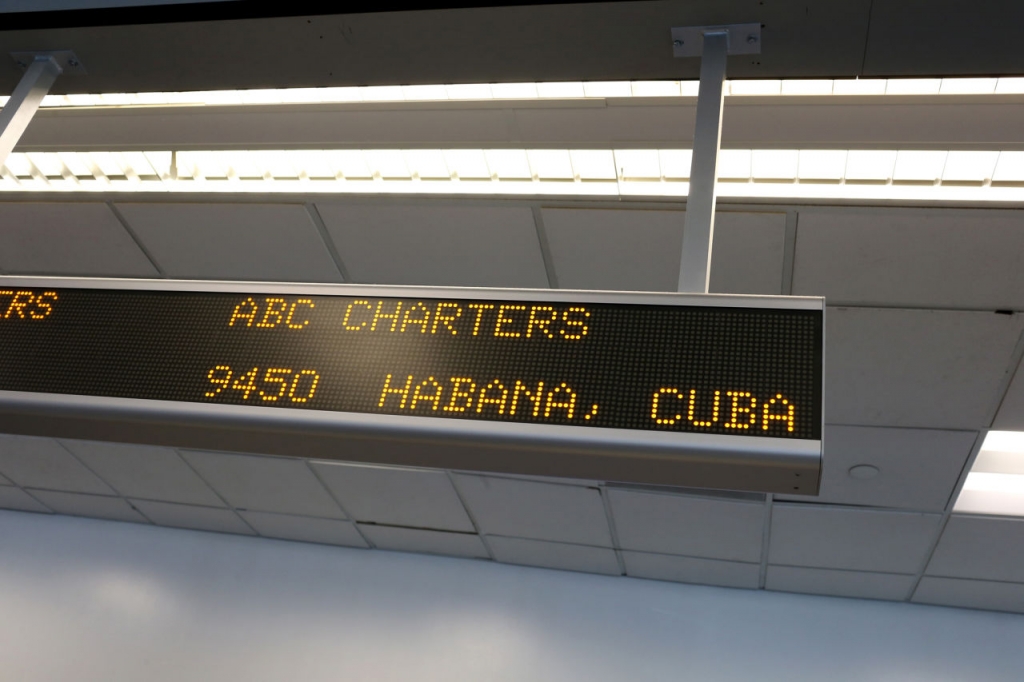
[67,58,80,67]
[746,34,758,44]
[672,39,684,47]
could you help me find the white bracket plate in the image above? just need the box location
[11,50,86,75]
[671,23,761,57]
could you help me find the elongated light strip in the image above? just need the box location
[955,431,1024,517]
[3,148,1024,201]
[1,77,1024,109]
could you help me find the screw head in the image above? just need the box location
[67,58,80,67]
[672,39,684,47]
[746,34,758,44]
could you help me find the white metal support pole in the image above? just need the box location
[678,30,728,294]
[0,56,63,169]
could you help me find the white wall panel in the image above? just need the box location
[825,308,1024,428]
[316,203,549,287]
[0,203,157,277]
[794,208,1024,309]
[115,203,343,281]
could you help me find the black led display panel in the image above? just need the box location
[0,287,822,440]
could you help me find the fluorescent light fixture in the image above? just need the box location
[361,86,406,102]
[445,83,493,100]
[631,81,681,97]
[954,431,1024,516]
[892,150,947,183]
[780,80,834,96]
[536,82,586,99]
[886,79,942,95]
[831,79,888,95]
[728,80,782,96]
[5,148,1024,202]
[489,83,538,99]
[401,85,449,101]
[995,77,1024,94]
[582,81,632,98]
[939,78,998,95]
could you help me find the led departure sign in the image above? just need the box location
[0,285,822,441]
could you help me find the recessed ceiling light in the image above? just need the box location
[954,431,1024,517]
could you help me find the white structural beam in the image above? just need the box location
[0,56,63,169]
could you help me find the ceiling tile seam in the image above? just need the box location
[52,439,117,496]
[105,201,168,277]
[304,202,351,282]
[11,486,55,514]
[916,573,1024,587]
[597,485,627,576]
[530,205,559,289]
[758,494,774,589]
[443,470,496,561]
[171,448,258,534]
[985,322,1024,427]
[905,430,986,602]
[482,533,621,551]
[766,563,919,577]
[354,520,481,535]
[620,548,762,566]
[781,210,798,295]
[302,460,375,549]
[858,0,877,76]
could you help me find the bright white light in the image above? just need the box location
[679,81,700,97]
[364,150,410,179]
[26,152,64,177]
[995,77,1024,94]
[527,150,574,180]
[980,430,1024,456]
[717,150,752,180]
[954,431,1024,516]
[993,152,1024,183]
[941,151,999,183]
[362,86,406,102]
[892,150,947,182]
[631,81,681,97]
[845,150,897,182]
[403,150,450,179]
[445,84,493,100]
[831,79,887,95]
[536,82,585,99]
[489,83,538,99]
[961,472,1024,493]
[658,150,692,180]
[886,79,942,95]
[780,80,834,95]
[444,149,491,179]
[614,150,660,180]
[729,80,782,96]
[751,149,799,181]
[297,150,339,179]
[798,150,847,181]
[331,150,373,179]
[569,150,616,180]
[582,81,632,98]
[401,85,449,101]
[484,150,532,180]
[939,78,998,95]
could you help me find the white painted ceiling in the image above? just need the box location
[2,91,1024,616]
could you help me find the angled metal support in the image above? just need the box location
[0,55,65,169]
[673,24,761,294]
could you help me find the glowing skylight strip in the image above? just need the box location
[954,431,1024,517]
[3,148,1024,201]
[2,77,1023,110]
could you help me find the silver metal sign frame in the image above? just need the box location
[0,277,824,494]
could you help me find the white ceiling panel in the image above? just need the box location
[770,504,941,573]
[926,515,1024,583]
[0,202,157,277]
[825,308,1024,429]
[129,499,254,535]
[179,451,343,519]
[61,440,224,507]
[622,551,760,589]
[451,474,612,546]
[540,209,784,293]
[794,208,1024,309]
[608,489,765,562]
[0,487,51,514]
[358,525,488,558]
[315,203,549,287]
[993,361,1024,430]
[914,576,1024,614]
[115,202,343,281]
[0,434,113,495]
[239,511,368,548]
[487,536,621,575]
[766,565,915,601]
[28,490,147,524]
[309,462,473,532]
[778,426,977,511]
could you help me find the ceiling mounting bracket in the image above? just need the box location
[670,23,762,58]
[10,50,87,75]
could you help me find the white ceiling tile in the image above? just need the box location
[239,511,368,548]
[316,203,548,287]
[358,525,488,558]
[0,202,157,277]
[769,504,941,573]
[608,489,764,562]
[777,426,977,511]
[766,565,915,601]
[993,361,1024,430]
[115,203,343,281]
[0,434,113,494]
[28,490,146,523]
[622,551,760,589]
[927,515,1024,582]
[794,208,1024,308]
[825,308,1024,429]
[180,451,343,518]
[61,440,224,507]
[0,486,51,513]
[130,499,254,535]
[451,474,612,546]
[540,209,784,293]
[914,576,1024,614]
[309,462,473,532]
[487,536,621,575]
